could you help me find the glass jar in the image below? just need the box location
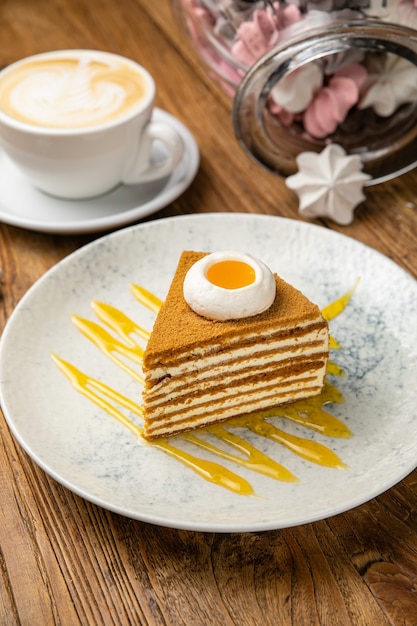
[173,0,417,184]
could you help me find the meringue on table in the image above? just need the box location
[285,143,371,225]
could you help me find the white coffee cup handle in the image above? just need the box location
[122,121,185,185]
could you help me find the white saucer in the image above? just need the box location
[0,109,199,234]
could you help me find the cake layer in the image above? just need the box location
[143,379,324,438]
[144,360,326,419]
[145,325,328,386]
[144,345,326,394]
[147,354,326,412]
[144,318,325,368]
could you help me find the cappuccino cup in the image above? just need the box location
[0,50,185,199]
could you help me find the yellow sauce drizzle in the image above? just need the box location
[321,278,360,321]
[184,427,299,483]
[51,354,254,496]
[235,381,349,438]
[327,360,346,377]
[129,283,163,313]
[92,301,150,342]
[71,314,145,385]
[53,280,358,496]
[322,278,360,350]
[329,336,341,350]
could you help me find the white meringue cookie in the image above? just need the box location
[270,61,323,114]
[358,53,417,117]
[363,0,417,31]
[286,144,371,225]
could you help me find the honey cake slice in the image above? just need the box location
[142,251,329,440]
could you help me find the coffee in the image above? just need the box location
[0,52,149,129]
[0,50,185,199]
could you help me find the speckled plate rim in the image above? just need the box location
[0,213,416,532]
[0,108,199,234]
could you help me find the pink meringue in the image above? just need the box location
[303,64,367,138]
[273,3,302,31]
[231,5,302,68]
[267,97,296,126]
[232,9,280,67]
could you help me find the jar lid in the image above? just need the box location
[232,19,417,184]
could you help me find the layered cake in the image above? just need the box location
[142,251,329,440]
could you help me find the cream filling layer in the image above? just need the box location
[145,325,328,383]
[144,368,326,423]
[145,383,323,436]
[145,317,324,367]
[146,348,327,398]
[145,355,327,406]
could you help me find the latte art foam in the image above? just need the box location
[0,56,148,128]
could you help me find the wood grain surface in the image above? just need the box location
[0,1,416,624]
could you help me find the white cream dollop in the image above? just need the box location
[183,251,276,321]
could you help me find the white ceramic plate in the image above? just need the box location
[0,109,199,234]
[1,213,416,532]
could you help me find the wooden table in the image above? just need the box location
[1,1,416,624]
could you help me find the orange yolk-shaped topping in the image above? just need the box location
[206,260,256,290]
[183,251,277,321]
